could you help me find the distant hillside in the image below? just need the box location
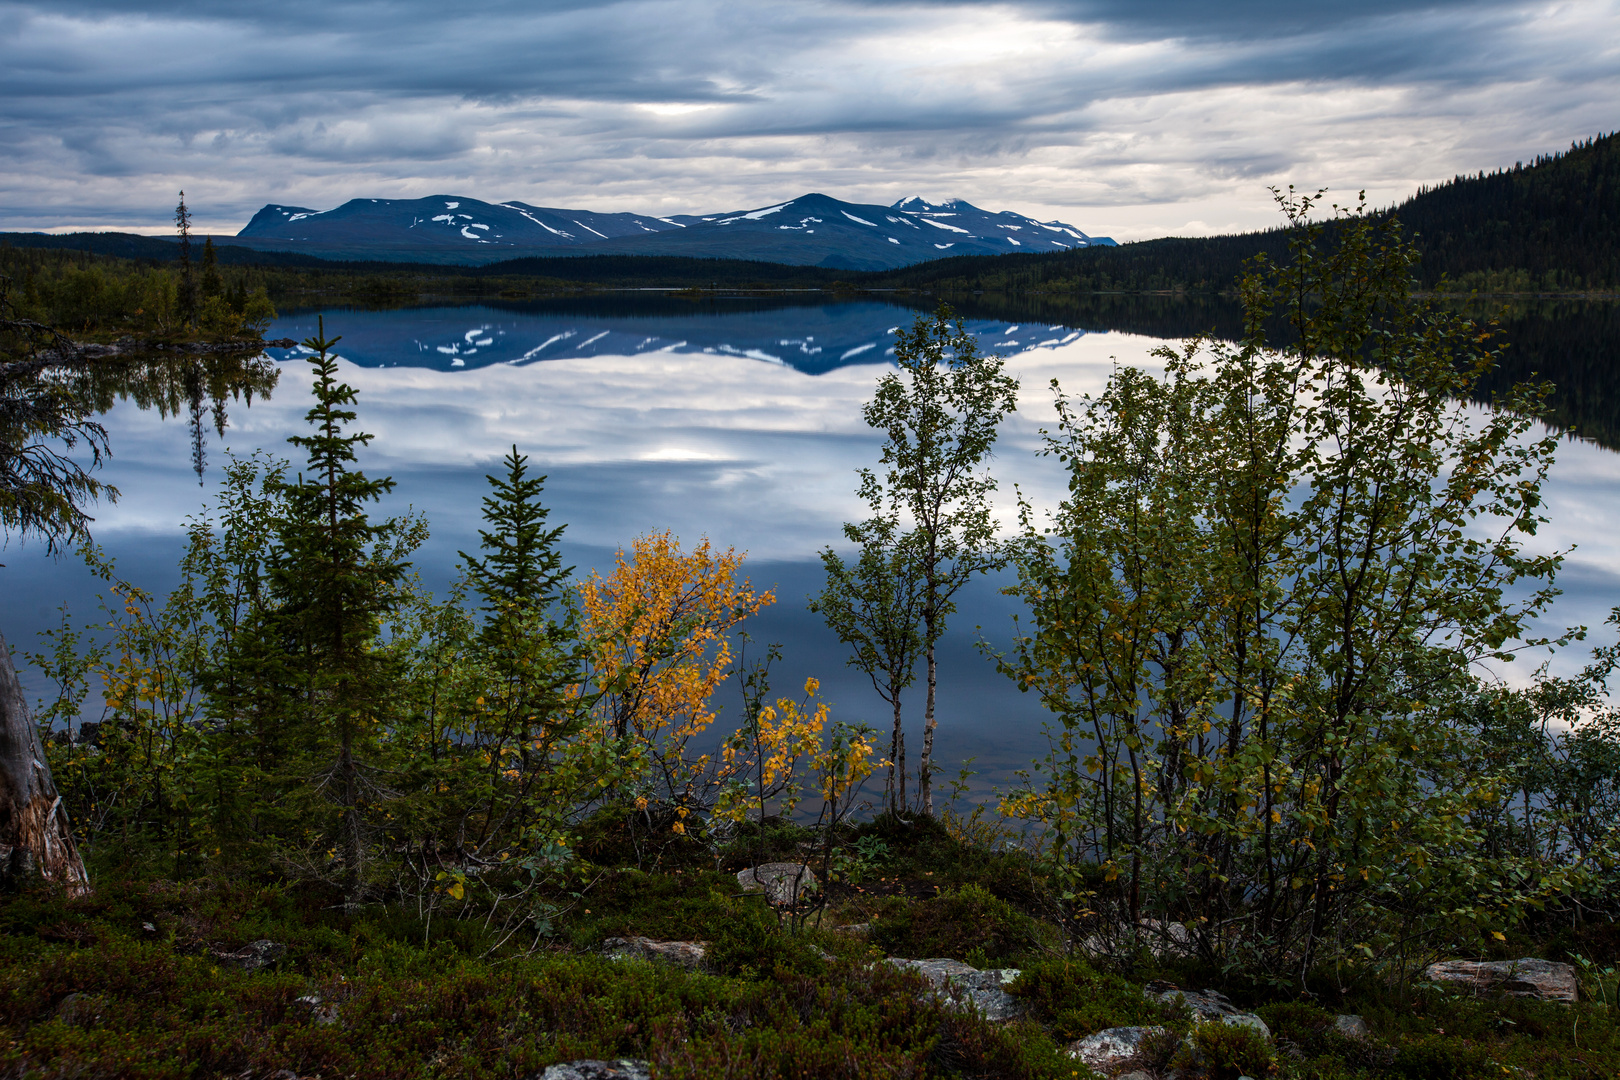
[230,192,1112,270]
[876,133,1620,294]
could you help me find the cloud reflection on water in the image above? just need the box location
[7,304,1620,791]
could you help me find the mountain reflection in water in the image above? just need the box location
[266,296,1089,376]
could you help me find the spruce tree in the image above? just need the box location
[174,192,196,328]
[269,319,412,902]
[200,236,222,301]
[458,447,585,828]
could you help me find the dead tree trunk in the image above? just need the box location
[0,627,89,895]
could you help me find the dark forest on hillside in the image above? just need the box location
[878,134,1620,295]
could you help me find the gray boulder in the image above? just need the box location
[887,957,1026,1022]
[55,993,100,1026]
[1423,958,1577,1003]
[1334,1014,1369,1040]
[737,862,817,906]
[1067,1026,1170,1072]
[539,1062,651,1080]
[1143,981,1271,1039]
[602,936,707,970]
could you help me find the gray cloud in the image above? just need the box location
[0,0,1614,239]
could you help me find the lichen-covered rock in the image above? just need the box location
[1143,981,1270,1039]
[601,936,707,970]
[736,862,817,906]
[1067,1026,1170,1072]
[538,1061,651,1080]
[1334,1014,1369,1039]
[1423,958,1577,1003]
[208,939,286,972]
[887,957,1026,1022]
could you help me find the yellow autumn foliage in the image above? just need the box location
[576,530,773,805]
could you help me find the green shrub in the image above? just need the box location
[1392,1034,1497,1080]
[199,294,241,335]
[1255,1000,1338,1054]
[1187,1021,1274,1080]
[870,883,1039,965]
[703,902,828,979]
[1006,958,1178,1041]
[928,1014,1070,1080]
[565,868,740,949]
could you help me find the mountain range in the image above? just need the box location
[232,192,1114,270]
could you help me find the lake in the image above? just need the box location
[8,295,1620,796]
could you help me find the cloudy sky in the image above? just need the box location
[2,0,1616,241]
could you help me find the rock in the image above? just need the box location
[56,992,100,1025]
[736,862,817,906]
[602,936,707,970]
[1140,918,1195,959]
[1334,1014,1369,1039]
[1144,982,1271,1039]
[295,993,340,1026]
[887,958,1026,1022]
[1067,1026,1169,1071]
[209,940,286,972]
[1077,919,1195,960]
[831,922,870,936]
[539,1061,651,1080]
[1423,958,1577,1003]
[1115,1072,1155,1080]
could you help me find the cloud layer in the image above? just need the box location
[2,0,1616,239]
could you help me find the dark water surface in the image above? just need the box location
[8,294,1619,794]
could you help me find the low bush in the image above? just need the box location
[1391,1034,1497,1080]
[1187,1021,1275,1080]
[0,892,1072,1080]
[1006,957,1180,1041]
[870,883,1042,965]
[1256,1000,1344,1057]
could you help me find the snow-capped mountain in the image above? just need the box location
[234,193,1114,269]
[239,195,683,252]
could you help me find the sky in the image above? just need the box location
[1,0,1617,242]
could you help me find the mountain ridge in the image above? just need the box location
[234,191,1115,269]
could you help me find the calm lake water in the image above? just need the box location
[9,295,1620,793]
